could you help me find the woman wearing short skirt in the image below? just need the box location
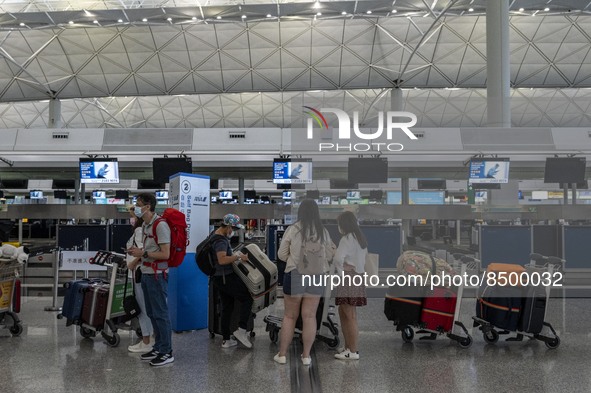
[333,211,368,360]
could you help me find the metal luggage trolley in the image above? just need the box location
[397,262,474,348]
[264,263,340,349]
[472,253,562,349]
[0,257,24,336]
[58,250,133,347]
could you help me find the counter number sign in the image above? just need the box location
[181,180,191,194]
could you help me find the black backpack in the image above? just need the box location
[195,232,225,276]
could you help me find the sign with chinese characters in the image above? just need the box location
[169,173,210,248]
[60,251,107,271]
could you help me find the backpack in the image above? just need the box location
[148,208,188,272]
[195,232,226,276]
[296,226,328,275]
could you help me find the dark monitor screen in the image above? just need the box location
[0,179,27,189]
[277,184,305,190]
[369,190,383,200]
[306,190,320,199]
[244,190,256,200]
[348,158,388,184]
[153,157,192,183]
[418,179,446,190]
[544,157,586,184]
[210,179,219,189]
[138,180,165,189]
[53,179,76,189]
[330,179,358,189]
[115,190,129,199]
[472,183,501,190]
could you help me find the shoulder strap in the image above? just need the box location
[151,217,165,244]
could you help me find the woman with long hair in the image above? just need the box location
[274,199,334,366]
[333,211,367,360]
[125,207,154,353]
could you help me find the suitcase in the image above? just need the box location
[81,283,110,329]
[384,285,426,327]
[12,278,21,313]
[61,279,100,326]
[396,250,454,279]
[477,284,523,331]
[486,263,526,286]
[208,281,254,337]
[519,285,546,334]
[420,287,457,332]
[234,244,278,313]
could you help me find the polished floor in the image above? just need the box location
[0,295,589,393]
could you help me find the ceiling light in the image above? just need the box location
[544,7,550,11]
[142,18,148,22]
[167,17,172,21]
[341,11,347,15]
[68,20,74,24]
[392,9,397,13]
[117,19,123,23]
[267,14,272,18]
[468,8,474,12]
[366,10,372,14]
[216,16,222,20]
[192,16,197,20]
[316,12,322,16]
[313,1,321,9]
[93,20,98,24]
[241,15,246,19]
[519,8,524,12]
[19,22,25,26]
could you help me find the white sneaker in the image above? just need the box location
[334,349,359,360]
[128,341,153,353]
[233,328,253,349]
[274,353,287,364]
[222,338,238,348]
[301,355,312,366]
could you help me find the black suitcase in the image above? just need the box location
[519,286,546,334]
[477,285,523,331]
[384,286,426,328]
[208,280,254,337]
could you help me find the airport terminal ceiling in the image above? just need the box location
[0,0,591,129]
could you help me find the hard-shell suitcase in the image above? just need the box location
[420,287,457,332]
[519,285,546,334]
[234,244,278,313]
[208,281,254,337]
[384,285,426,328]
[61,279,99,326]
[477,285,523,331]
[81,283,110,329]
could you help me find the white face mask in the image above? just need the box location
[134,206,145,218]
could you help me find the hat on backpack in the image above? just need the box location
[222,213,245,229]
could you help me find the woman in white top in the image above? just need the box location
[125,208,154,353]
[274,199,335,366]
[333,211,368,360]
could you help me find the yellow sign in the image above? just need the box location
[0,280,14,309]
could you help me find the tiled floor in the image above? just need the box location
[0,295,588,393]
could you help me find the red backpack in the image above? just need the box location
[148,208,188,273]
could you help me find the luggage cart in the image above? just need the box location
[58,250,132,347]
[395,263,473,348]
[472,253,562,349]
[0,258,24,336]
[264,264,340,349]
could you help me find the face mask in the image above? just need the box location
[129,217,137,226]
[134,206,144,218]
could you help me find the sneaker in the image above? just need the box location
[222,339,238,348]
[140,349,159,361]
[150,352,174,367]
[301,355,312,366]
[334,349,359,360]
[274,353,287,364]
[233,328,252,349]
[128,341,153,353]
[337,346,346,354]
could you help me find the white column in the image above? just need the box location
[48,98,62,128]
[486,0,511,127]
